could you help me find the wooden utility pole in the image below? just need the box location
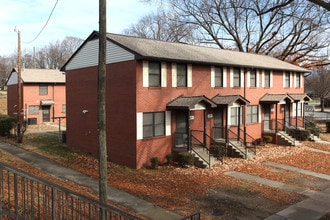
[98,0,108,219]
[15,27,23,143]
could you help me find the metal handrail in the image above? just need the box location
[0,162,141,220]
[190,133,210,168]
[239,128,257,155]
[227,129,247,158]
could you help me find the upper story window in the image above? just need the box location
[149,62,161,87]
[177,64,187,87]
[295,73,301,88]
[214,66,224,87]
[233,67,241,87]
[249,69,257,87]
[143,112,165,138]
[143,61,166,87]
[264,70,271,88]
[39,84,48,95]
[284,71,290,88]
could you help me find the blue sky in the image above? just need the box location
[0,0,157,56]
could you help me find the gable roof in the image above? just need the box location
[7,69,65,85]
[61,31,309,73]
[259,93,294,104]
[212,94,250,106]
[167,95,217,110]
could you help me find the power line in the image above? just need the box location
[24,0,59,44]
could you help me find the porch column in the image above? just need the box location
[237,106,241,142]
[203,109,207,147]
[187,109,191,151]
[226,107,229,144]
[295,101,298,129]
[275,103,278,133]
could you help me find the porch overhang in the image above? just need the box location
[211,94,250,107]
[288,93,312,102]
[259,93,294,104]
[40,99,54,106]
[167,95,216,110]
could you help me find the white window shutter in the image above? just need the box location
[161,62,167,87]
[261,70,265,88]
[187,64,192,87]
[230,67,234,87]
[270,71,273,88]
[223,67,227,87]
[136,112,143,140]
[211,66,215,88]
[142,61,149,87]
[240,68,244,87]
[165,111,171,136]
[256,70,260,88]
[172,63,177,87]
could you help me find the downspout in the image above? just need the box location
[243,68,247,146]
[275,103,278,144]
[204,109,206,148]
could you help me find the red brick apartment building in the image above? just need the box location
[6,68,66,125]
[61,31,310,169]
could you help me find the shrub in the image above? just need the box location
[263,135,272,143]
[177,152,195,167]
[210,145,225,159]
[287,127,311,141]
[150,157,159,169]
[326,121,330,133]
[0,114,16,137]
[165,154,173,164]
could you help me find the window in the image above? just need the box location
[149,62,161,87]
[284,72,290,88]
[143,112,165,138]
[62,104,66,113]
[230,107,242,126]
[233,68,240,87]
[177,64,187,87]
[250,69,257,87]
[264,70,270,88]
[39,84,48,95]
[295,73,301,88]
[214,66,223,87]
[28,105,39,115]
[247,105,258,123]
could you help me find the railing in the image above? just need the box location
[0,162,141,220]
[239,128,257,156]
[181,212,201,220]
[190,131,211,168]
[227,129,248,158]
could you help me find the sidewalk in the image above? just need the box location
[226,160,330,220]
[0,142,182,220]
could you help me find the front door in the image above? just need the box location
[175,110,188,147]
[42,106,50,122]
[214,108,223,139]
[263,105,270,131]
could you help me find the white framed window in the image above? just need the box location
[137,111,171,140]
[229,106,242,126]
[211,66,227,88]
[247,105,259,123]
[249,69,257,88]
[142,61,167,87]
[284,71,291,88]
[28,105,39,115]
[172,63,192,87]
[295,73,301,88]
[39,84,48,95]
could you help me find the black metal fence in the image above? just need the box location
[0,162,141,220]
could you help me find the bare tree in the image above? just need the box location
[145,0,329,67]
[305,68,330,112]
[0,56,14,88]
[123,11,199,44]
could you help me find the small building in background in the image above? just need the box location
[6,68,66,126]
